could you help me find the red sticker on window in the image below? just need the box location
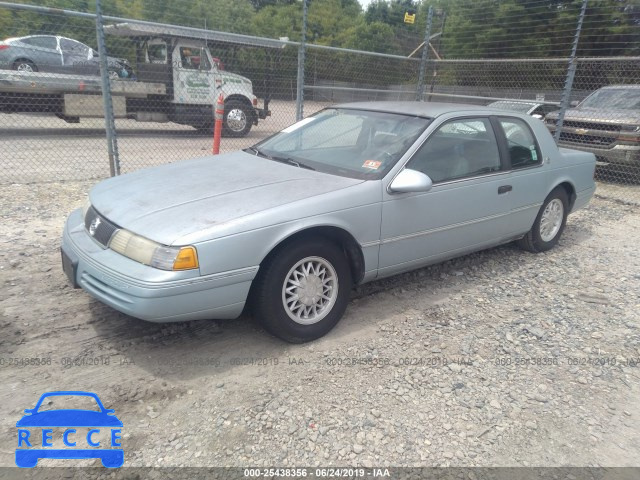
[362,160,382,170]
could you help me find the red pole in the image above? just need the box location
[212,94,224,155]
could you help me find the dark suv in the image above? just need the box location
[545,85,640,175]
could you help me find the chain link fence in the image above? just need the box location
[0,0,638,200]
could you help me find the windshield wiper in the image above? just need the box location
[247,147,315,170]
[270,155,315,170]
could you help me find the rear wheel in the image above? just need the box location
[252,239,352,343]
[13,59,37,73]
[517,186,568,253]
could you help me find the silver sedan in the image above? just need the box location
[0,35,132,78]
[61,102,596,342]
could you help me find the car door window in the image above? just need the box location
[60,38,90,56]
[21,36,57,50]
[179,47,211,70]
[498,117,541,169]
[407,117,501,183]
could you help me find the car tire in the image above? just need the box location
[223,100,253,137]
[108,69,120,80]
[252,238,352,343]
[517,186,569,253]
[13,59,37,73]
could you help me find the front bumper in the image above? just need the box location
[253,97,271,123]
[61,208,257,322]
[557,142,640,167]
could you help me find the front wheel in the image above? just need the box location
[252,239,352,343]
[517,186,569,253]
[223,100,253,137]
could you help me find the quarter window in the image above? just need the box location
[499,117,541,168]
[407,117,501,183]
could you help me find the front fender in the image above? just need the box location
[195,202,382,278]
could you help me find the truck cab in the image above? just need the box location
[134,36,269,136]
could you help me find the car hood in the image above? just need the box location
[90,151,364,245]
[548,108,640,125]
[16,410,123,427]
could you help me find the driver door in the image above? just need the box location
[172,44,215,105]
[378,117,513,277]
[60,38,94,75]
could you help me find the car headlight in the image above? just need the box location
[109,229,199,271]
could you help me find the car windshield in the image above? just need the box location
[580,88,640,110]
[489,101,535,113]
[251,108,431,180]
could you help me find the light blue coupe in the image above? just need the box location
[61,102,596,342]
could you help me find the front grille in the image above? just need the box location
[559,132,616,147]
[84,206,119,247]
[562,120,621,133]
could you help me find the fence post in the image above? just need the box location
[428,11,446,102]
[416,6,434,102]
[554,0,588,143]
[295,0,308,121]
[95,0,120,176]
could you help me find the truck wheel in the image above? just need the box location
[13,59,37,73]
[223,100,252,137]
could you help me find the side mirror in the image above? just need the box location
[570,100,579,108]
[389,168,433,194]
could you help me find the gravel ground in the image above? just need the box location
[1,177,639,474]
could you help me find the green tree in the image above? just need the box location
[306,0,362,46]
[252,2,302,40]
[337,21,399,54]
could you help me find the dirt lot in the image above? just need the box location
[1,173,640,474]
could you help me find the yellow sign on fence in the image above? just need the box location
[404,12,416,24]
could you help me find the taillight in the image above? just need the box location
[0,45,10,50]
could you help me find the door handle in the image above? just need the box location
[498,185,512,194]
